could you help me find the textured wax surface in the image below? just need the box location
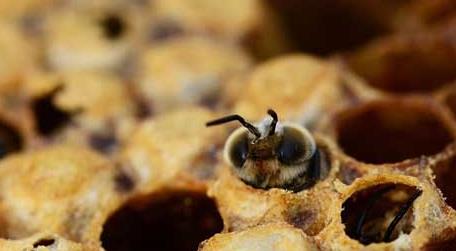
[0,1,454,250]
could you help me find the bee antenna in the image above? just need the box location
[267,109,278,136]
[206,114,261,138]
[383,189,422,242]
[354,185,395,241]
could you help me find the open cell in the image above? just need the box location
[347,19,456,94]
[101,190,223,251]
[433,154,456,210]
[32,88,74,136]
[341,183,421,245]
[335,100,454,164]
[266,0,387,55]
[422,235,456,251]
[0,119,23,158]
[443,88,456,119]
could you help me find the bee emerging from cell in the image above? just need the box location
[206,109,321,192]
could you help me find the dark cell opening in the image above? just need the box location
[134,97,154,119]
[101,190,223,251]
[348,50,456,94]
[0,120,23,158]
[113,170,135,194]
[433,155,456,210]
[422,234,456,251]
[444,89,456,119]
[341,183,420,245]
[33,238,55,248]
[31,88,74,136]
[336,101,453,164]
[100,14,126,40]
[265,0,387,55]
[347,21,456,94]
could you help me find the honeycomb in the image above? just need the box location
[0,0,455,250]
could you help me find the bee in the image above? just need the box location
[206,109,320,192]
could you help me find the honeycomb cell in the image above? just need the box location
[335,98,455,164]
[32,87,74,136]
[151,0,265,41]
[0,119,23,158]
[198,223,317,251]
[119,106,226,191]
[101,190,223,251]
[26,70,136,153]
[136,36,252,113]
[266,0,387,55]
[432,153,456,210]
[422,234,456,251]
[231,54,352,125]
[45,8,135,71]
[209,137,335,237]
[0,145,119,242]
[341,183,421,245]
[442,86,456,118]
[149,0,290,58]
[347,18,456,94]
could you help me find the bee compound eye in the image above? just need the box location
[227,132,249,168]
[277,127,313,165]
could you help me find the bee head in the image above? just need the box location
[206,109,319,192]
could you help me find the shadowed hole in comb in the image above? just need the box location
[335,100,453,164]
[31,87,74,136]
[443,88,456,119]
[33,238,55,248]
[433,154,456,210]
[99,14,126,40]
[346,26,456,94]
[0,119,23,158]
[113,167,135,194]
[265,0,387,55]
[341,183,421,245]
[421,233,456,251]
[101,190,223,251]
